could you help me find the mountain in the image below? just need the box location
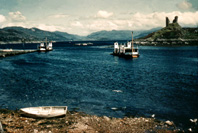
[86,28,161,41]
[0,27,81,43]
[0,27,66,41]
[0,26,161,43]
[54,31,85,41]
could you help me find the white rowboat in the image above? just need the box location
[20,106,67,118]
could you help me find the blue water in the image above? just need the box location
[0,42,198,129]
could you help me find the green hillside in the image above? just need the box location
[0,27,78,43]
[143,23,198,40]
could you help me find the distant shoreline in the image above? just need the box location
[0,39,198,46]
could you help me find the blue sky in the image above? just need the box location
[0,0,197,35]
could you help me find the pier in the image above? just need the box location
[0,49,37,57]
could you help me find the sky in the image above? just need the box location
[0,0,198,36]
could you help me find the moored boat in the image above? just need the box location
[46,41,53,51]
[37,42,46,52]
[112,31,139,58]
[37,38,53,52]
[20,106,67,118]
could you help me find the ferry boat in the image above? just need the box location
[37,42,46,52]
[46,41,53,51]
[112,31,139,58]
[37,38,53,52]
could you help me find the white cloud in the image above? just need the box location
[86,20,118,32]
[1,10,198,36]
[96,10,113,18]
[0,15,6,23]
[48,14,68,19]
[79,11,198,35]
[177,1,192,10]
[3,22,26,28]
[37,24,63,31]
[121,11,198,30]
[8,11,26,22]
[71,21,84,28]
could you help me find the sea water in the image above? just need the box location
[0,42,197,129]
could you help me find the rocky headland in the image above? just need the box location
[135,16,198,46]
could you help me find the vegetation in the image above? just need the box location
[143,23,198,40]
[0,27,78,43]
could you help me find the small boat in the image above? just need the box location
[20,106,67,118]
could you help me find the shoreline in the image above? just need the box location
[0,40,198,47]
[0,109,181,133]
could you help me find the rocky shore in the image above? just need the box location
[0,109,182,133]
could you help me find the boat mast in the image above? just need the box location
[131,31,134,55]
[45,37,48,47]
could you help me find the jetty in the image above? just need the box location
[0,49,37,57]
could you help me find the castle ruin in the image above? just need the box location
[166,17,170,27]
[166,16,178,27]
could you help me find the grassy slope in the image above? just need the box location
[143,23,198,40]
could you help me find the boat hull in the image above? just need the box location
[111,53,139,58]
[20,106,67,118]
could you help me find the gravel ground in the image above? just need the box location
[0,109,183,133]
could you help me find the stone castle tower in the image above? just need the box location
[173,16,178,23]
[166,17,170,27]
[166,16,178,27]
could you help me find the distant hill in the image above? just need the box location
[86,28,161,41]
[0,26,161,44]
[54,31,84,41]
[0,27,67,41]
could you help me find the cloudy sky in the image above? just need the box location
[0,0,197,35]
